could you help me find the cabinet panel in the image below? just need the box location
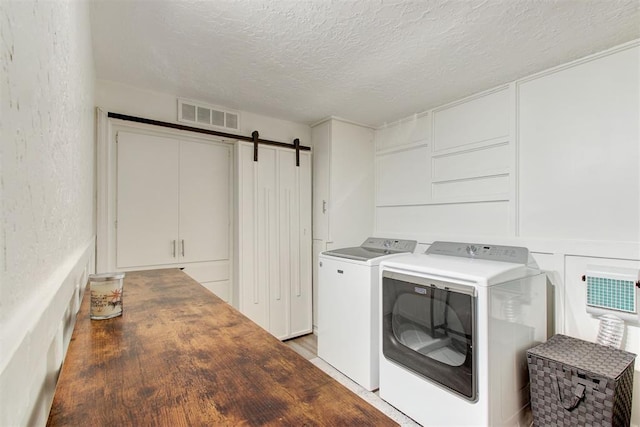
[376,146,430,206]
[115,128,232,287]
[311,121,330,241]
[432,143,509,182]
[376,202,510,237]
[327,120,375,247]
[432,175,509,200]
[376,114,430,152]
[179,141,231,262]
[116,132,179,268]
[518,46,639,241]
[312,239,326,331]
[201,280,231,302]
[182,260,229,283]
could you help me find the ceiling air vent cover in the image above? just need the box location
[178,98,240,131]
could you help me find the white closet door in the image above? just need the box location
[116,131,179,268]
[237,142,312,339]
[290,151,312,336]
[272,149,296,338]
[237,144,269,329]
[238,145,260,322]
[179,141,230,263]
[257,147,280,334]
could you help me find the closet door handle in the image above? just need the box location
[181,239,185,257]
[172,240,176,258]
[322,200,327,214]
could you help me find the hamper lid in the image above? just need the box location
[528,334,636,379]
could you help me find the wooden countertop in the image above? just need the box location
[47,269,397,426]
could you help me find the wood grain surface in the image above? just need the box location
[47,269,397,426]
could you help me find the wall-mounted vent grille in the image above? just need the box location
[178,98,240,131]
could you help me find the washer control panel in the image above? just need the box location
[362,237,417,253]
[425,241,529,264]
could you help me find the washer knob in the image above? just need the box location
[466,245,478,256]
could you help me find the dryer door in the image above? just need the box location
[382,270,477,401]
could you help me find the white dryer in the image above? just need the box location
[379,242,548,427]
[318,237,417,391]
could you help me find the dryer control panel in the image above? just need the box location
[362,237,417,254]
[425,241,529,264]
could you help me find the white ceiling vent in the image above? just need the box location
[178,98,240,131]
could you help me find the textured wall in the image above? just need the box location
[0,0,95,424]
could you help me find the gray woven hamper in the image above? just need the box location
[527,334,635,427]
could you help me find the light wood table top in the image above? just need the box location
[47,268,397,426]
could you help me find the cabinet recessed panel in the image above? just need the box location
[433,89,509,152]
[116,132,179,268]
[518,47,639,241]
[432,143,509,182]
[376,146,430,206]
[179,141,231,262]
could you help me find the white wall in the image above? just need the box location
[374,40,640,425]
[95,79,311,146]
[0,1,96,425]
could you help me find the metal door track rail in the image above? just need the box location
[108,112,310,166]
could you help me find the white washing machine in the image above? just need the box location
[379,242,548,427]
[318,237,417,391]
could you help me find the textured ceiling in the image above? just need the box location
[90,0,640,127]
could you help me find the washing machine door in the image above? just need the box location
[382,270,477,401]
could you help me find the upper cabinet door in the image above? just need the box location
[311,121,330,241]
[328,120,374,247]
[116,131,180,268]
[179,140,231,263]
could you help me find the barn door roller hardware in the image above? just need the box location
[252,131,259,162]
[108,112,309,166]
[252,132,301,167]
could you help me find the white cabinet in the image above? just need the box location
[311,118,374,331]
[179,140,231,263]
[115,130,232,301]
[311,118,374,249]
[117,132,180,267]
[373,87,513,239]
[430,87,511,204]
[236,142,312,340]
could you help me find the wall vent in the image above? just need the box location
[177,98,240,131]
